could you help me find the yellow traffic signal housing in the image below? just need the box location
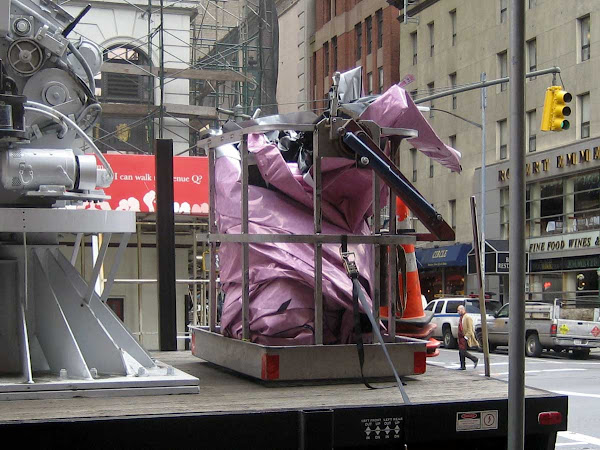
[541,86,572,131]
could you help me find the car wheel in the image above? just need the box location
[525,333,542,357]
[571,348,590,360]
[443,326,457,349]
[475,330,484,352]
[476,331,497,352]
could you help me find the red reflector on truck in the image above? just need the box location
[261,354,280,380]
[550,324,557,336]
[414,351,427,374]
[538,411,562,425]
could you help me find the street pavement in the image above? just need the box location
[428,347,600,449]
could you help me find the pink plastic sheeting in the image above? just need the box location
[216,134,382,345]
[360,84,462,173]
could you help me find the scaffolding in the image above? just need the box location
[55,0,279,342]
[68,0,279,157]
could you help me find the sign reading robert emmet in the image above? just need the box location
[498,146,600,182]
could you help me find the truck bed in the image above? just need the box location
[0,351,567,449]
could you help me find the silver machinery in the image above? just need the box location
[0,0,198,399]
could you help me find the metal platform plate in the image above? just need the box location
[0,208,136,233]
[190,326,427,381]
[0,359,199,400]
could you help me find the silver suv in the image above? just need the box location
[425,297,503,348]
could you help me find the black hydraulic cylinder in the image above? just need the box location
[155,139,177,351]
[341,130,455,241]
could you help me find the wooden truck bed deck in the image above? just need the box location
[0,351,567,449]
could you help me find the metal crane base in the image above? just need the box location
[0,209,199,400]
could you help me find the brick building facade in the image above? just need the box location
[311,0,400,111]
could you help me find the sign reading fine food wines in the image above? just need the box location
[84,154,209,215]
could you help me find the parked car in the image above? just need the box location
[487,299,600,358]
[425,296,503,349]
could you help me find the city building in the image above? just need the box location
[310,0,401,112]
[391,0,600,301]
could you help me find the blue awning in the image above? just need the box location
[415,243,472,268]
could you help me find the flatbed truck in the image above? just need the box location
[0,351,567,449]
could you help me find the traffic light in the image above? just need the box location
[541,86,572,131]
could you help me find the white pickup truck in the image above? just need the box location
[425,296,502,349]
[487,299,600,359]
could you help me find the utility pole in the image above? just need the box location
[158,0,165,139]
[508,0,526,448]
[480,71,487,300]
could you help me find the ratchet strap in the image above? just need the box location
[340,236,410,403]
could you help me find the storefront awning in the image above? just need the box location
[415,243,472,268]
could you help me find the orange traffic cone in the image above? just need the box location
[396,197,426,321]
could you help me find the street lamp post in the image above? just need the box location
[480,72,487,302]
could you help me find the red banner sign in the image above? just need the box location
[84,154,209,215]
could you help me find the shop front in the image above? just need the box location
[484,137,600,301]
[415,243,471,301]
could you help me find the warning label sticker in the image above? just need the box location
[361,417,402,441]
[456,410,498,432]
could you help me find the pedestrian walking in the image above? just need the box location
[457,305,478,370]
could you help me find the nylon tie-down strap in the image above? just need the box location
[340,235,410,404]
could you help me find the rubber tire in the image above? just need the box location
[475,330,484,351]
[477,330,496,352]
[571,348,591,359]
[443,326,457,349]
[525,333,542,357]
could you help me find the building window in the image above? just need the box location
[102,46,153,104]
[356,23,362,60]
[376,9,383,49]
[429,159,434,178]
[449,135,456,149]
[411,148,417,182]
[366,16,373,55]
[378,67,384,93]
[500,187,509,238]
[312,51,317,107]
[500,0,507,24]
[574,171,600,231]
[325,0,331,23]
[540,180,564,235]
[527,38,537,78]
[450,9,457,46]
[98,45,154,154]
[528,0,536,8]
[527,110,536,152]
[324,42,329,77]
[428,22,435,57]
[498,119,508,160]
[449,199,456,231]
[580,15,590,62]
[106,297,125,321]
[332,36,337,72]
[579,92,590,139]
[449,72,457,110]
[411,31,418,65]
[427,82,435,117]
[367,72,373,95]
[498,50,508,92]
